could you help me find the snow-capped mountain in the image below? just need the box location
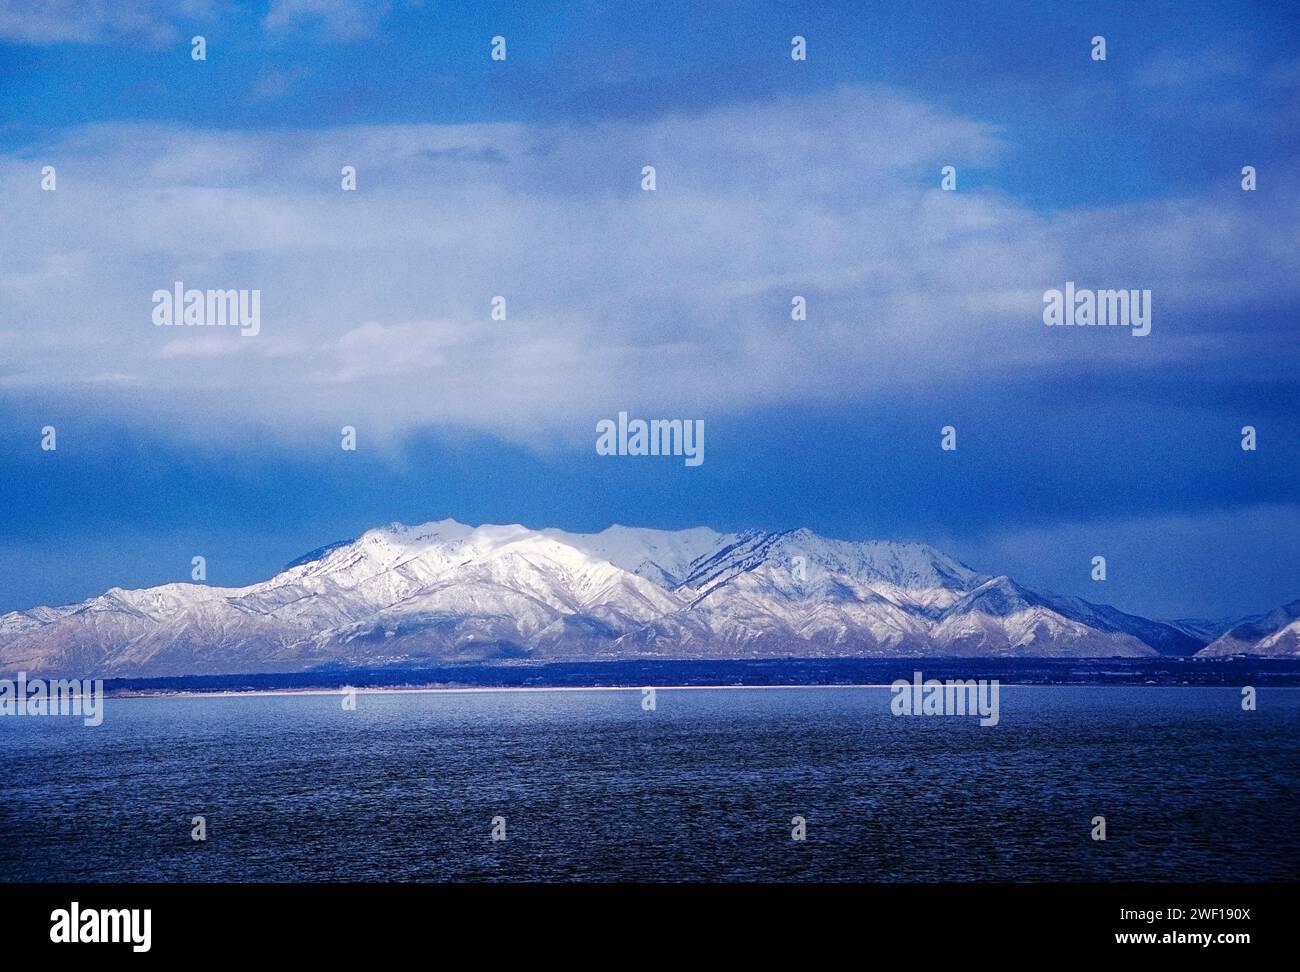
[0,519,1272,677]
[1198,599,1300,656]
[1165,616,1240,643]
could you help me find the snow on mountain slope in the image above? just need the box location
[542,524,727,589]
[324,530,689,660]
[0,518,1266,676]
[684,562,934,653]
[1166,616,1238,643]
[1248,619,1300,656]
[1034,593,1205,657]
[1198,599,1300,656]
[680,529,982,606]
[931,577,1156,657]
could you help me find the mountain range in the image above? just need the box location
[1,519,1295,677]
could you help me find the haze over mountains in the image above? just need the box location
[0,519,1294,677]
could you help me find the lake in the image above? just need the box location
[2,686,1297,881]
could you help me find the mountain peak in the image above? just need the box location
[0,518,1289,676]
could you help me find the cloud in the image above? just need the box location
[1136,48,1252,88]
[262,0,392,42]
[0,0,391,47]
[0,85,1296,449]
[0,0,210,46]
[249,64,314,101]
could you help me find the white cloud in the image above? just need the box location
[0,0,388,46]
[263,0,391,41]
[0,86,1296,447]
[1137,48,1252,88]
[0,0,211,46]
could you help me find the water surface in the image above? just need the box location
[2,687,1296,881]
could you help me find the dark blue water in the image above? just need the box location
[2,687,1297,881]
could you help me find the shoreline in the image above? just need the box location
[13,657,1298,699]
[101,681,1300,700]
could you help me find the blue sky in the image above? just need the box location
[0,0,1297,620]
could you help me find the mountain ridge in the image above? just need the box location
[1,518,1292,677]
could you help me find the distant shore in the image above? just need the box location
[66,656,1300,698]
